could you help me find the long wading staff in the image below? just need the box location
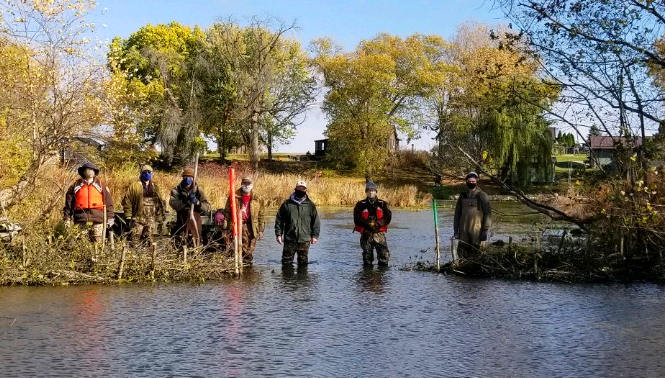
[433,198,440,272]
[229,167,239,274]
[189,153,200,249]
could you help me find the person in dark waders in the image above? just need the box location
[453,172,491,258]
[353,181,392,268]
[275,181,321,271]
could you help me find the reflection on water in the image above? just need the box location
[356,266,389,294]
[2,209,665,376]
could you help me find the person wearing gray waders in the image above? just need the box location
[275,181,320,267]
[453,172,491,258]
[353,181,392,267]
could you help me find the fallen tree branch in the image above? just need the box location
[449,144,590,232]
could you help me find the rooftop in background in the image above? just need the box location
[589,136,644,150]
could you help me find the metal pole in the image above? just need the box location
[433,199,440,271]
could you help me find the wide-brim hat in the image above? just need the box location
[182,168,195,177]
[78,162,99,177]
[141,164,153,172]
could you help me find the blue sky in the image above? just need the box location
[92,0,506,153]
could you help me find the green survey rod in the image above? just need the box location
[433,199,440,271]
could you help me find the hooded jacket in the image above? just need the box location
[275,195,321,243]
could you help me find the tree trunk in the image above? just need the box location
[249,110,261,170]
[267,131,273,161]
[216,132,226,162]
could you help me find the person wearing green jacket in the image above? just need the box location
[121,165,166,246]
[275,180,321,266]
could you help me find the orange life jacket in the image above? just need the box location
[74,179,105,211]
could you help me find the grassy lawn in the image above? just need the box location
[554,154,587,163]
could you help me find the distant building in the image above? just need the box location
[314,139,328,156]
[589,136,644,167]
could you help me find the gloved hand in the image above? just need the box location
[480,230,488,242]
[276,235,283,245]
[107,218,115,228]
[188,192,199,205]
[64,219,72,228]
[125,217,134,229]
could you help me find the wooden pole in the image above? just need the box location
[433,199,440,271]
[102,204,107,255]
[188,153,200,250]
[229,167,239,275]
[118,244,127,280]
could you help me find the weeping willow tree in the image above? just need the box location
[433,23,558,186]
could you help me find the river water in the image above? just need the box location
[2,209,665,377]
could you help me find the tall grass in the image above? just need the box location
[104,163,431,210]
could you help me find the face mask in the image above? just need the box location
[241,184,253,193]
[367,190,377,199]
[466,182,477,190]
[182,176,193,186]
[140,171,152,182]
[294,189,306,199]
[84,169,95,179]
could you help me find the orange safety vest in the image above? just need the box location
[74,180,105,211]
[354,202,387,233]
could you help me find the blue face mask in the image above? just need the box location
[140,171,152,182]
[182,176,193,186]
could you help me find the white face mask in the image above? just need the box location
[84,169,95,179]
[241,184,253,193]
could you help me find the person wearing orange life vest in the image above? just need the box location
[353,181,392,267]
[63,162,114,242]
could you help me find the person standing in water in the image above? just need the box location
[224,177,265,265]
[353,181,392,267]
[275,181,320,267]
[453,172,491,258]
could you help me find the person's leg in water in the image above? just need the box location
[295,242,310,266]
[360,232,374,266]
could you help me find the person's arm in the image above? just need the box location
[480,193,492,232]
[353,202,363,227]
[257,197,265,234]
[195,186,211,214]
[63,184,75,220]
[169,189,185,213]
[453,196,462,236]
[121,184,134,219]
[274,202,285,237]
[311,203,321,239]
[103,184,114,220]
[379,201,392,226]
[154,183,166,219]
